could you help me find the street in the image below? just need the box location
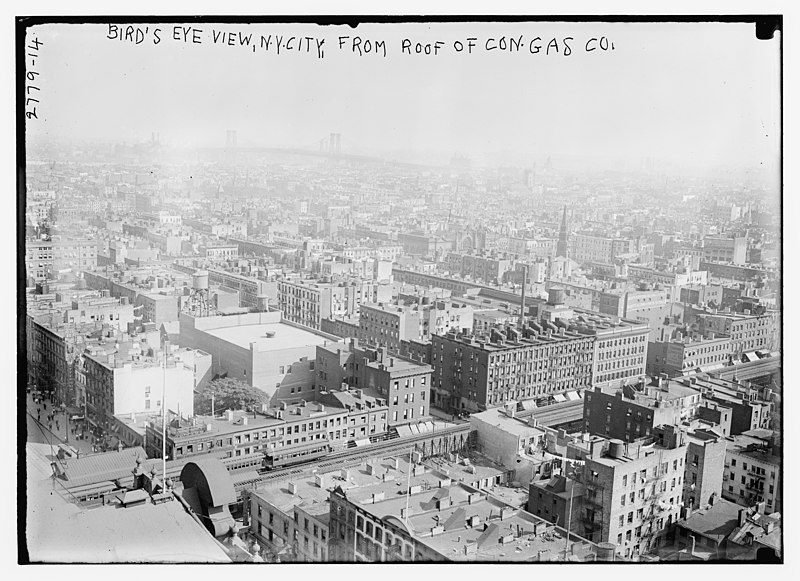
[25,392,95,457]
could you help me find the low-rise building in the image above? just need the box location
[647,335,732,377]
[145,400,358,467]
[697,311,778,357]
[327,454,597,562]
[669,499,781,561]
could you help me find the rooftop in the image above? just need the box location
[157,404,349,440]
[470,407,547,439]
[27,482,231,563]
[418,505,594,562]
[677,499,742,543]
[204,322,329,351]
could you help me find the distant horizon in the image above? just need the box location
[24,21,780,174]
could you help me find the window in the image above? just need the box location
[731,459,736,467]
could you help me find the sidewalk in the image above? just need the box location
[26,392,95,457]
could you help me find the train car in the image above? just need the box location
[262,442,330,470]
[223,451,266,472]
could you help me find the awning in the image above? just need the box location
[353,439,371,447]
[743,351,761,362]
[565,391,581,401]
[553,394,567,403]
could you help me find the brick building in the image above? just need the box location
[582,377,702,442]
[315,339,432,426]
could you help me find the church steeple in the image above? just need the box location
[557,205,569,258]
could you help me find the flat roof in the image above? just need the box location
[204,322,329,351]
[394,489,593,561]
[471,408,546,438]
[27,486,231,563]
[678,499,742,542]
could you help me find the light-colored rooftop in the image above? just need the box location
[204,322,329,351]
[27,484,231,562]
[471,407,547,439]
[678,499,742,542]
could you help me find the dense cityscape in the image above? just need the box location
[21,19,782,565]
[23,135,781,563]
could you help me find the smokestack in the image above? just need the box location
[519,265,527,327]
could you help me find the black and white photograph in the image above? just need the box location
[16,8,788,567]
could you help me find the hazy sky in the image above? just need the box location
[25,21,780,166]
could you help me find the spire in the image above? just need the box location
[557,205,569,258]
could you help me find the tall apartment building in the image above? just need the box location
[315,339,432,426]
[577,426,688,559]
[359,299,473,354]
[278,276,391,330]
[722,431,781,515]
[431,323,595,414]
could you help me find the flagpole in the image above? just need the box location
[405,448,413,522]
[162,338,169,478]
[564,465,575,560]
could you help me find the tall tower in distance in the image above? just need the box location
[225,130,237,148]
[556,205,569,258]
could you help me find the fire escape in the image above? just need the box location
[580,469,605,544]
[639,450,670,554]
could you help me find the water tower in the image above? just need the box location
[184,270,211,317]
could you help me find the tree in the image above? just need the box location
[195,377,270,416]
